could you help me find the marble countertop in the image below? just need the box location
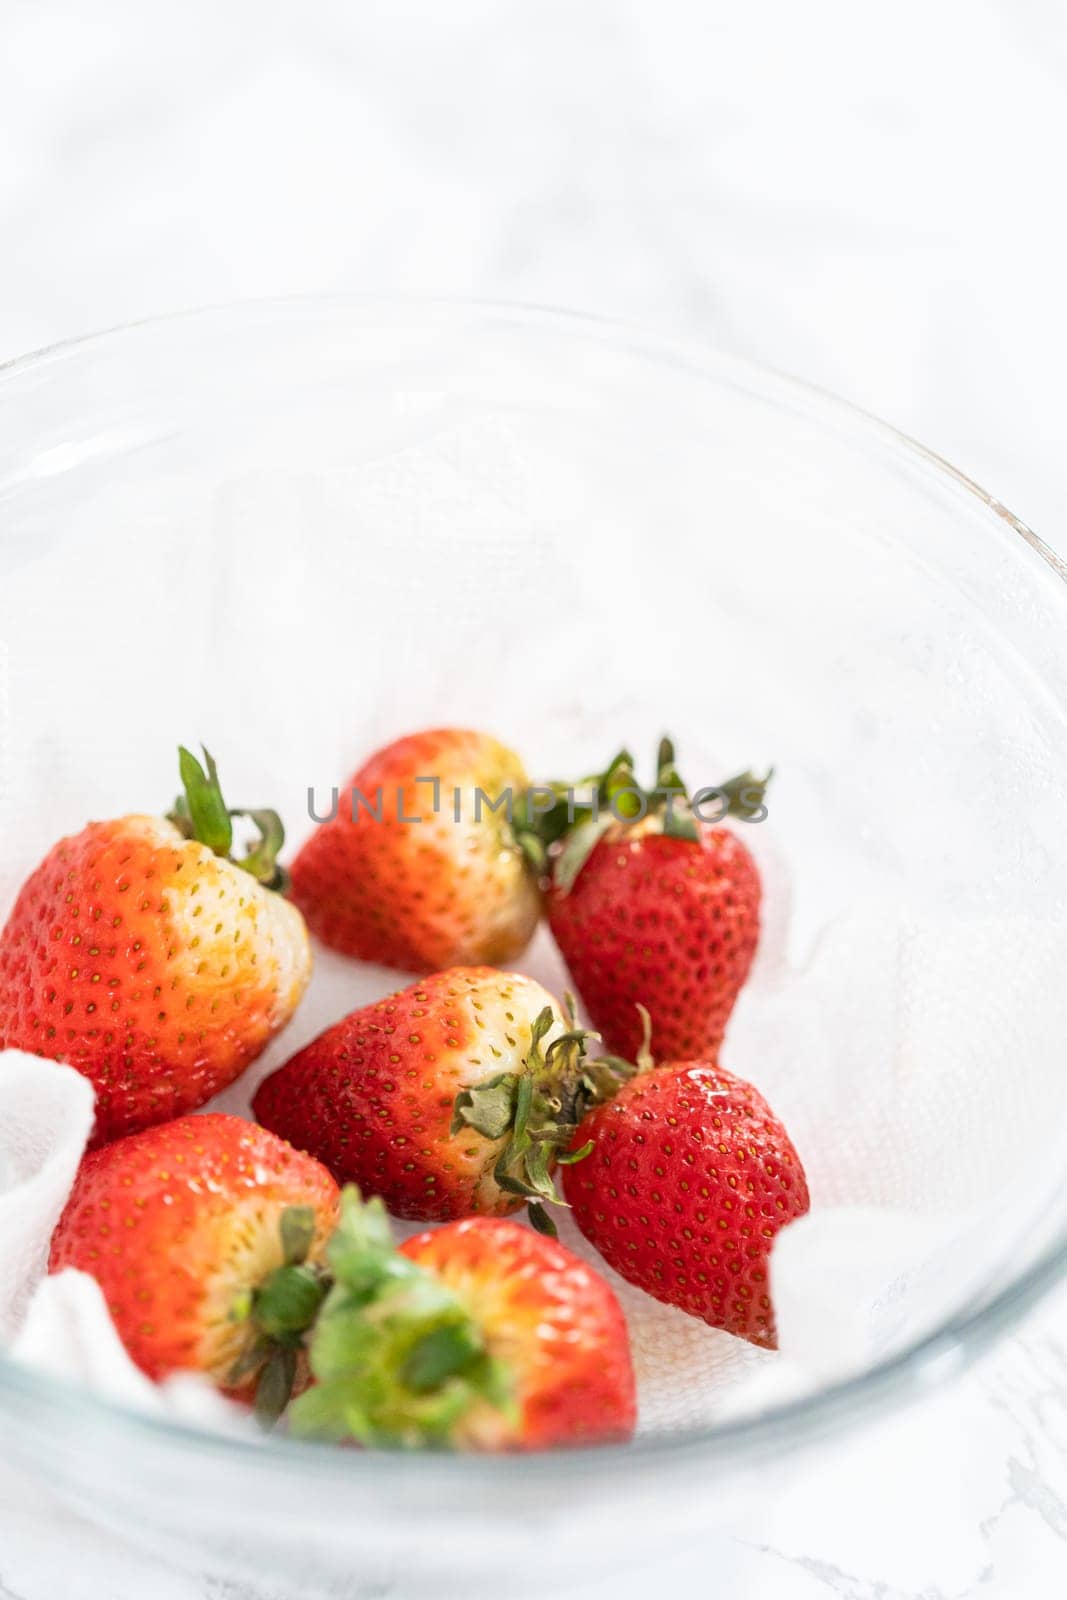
[1,3,1066,1595]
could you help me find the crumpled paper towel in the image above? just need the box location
[1,411,1065,1435]
[755,911,1067,1379]
[13,1270,249,1429]
[0,1052,94,1342]
[0,1051,248,1430]
[2,889,1067,1437]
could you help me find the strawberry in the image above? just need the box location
[543,738,768,1062]
[289,1189,636,1449]
[290,728,542,973]
[0,746,311,1144]
[49,1113,340,1415]
[563,1032,809,1347]
[254,966,628,1233]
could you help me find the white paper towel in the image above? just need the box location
[0,1052,246,1428]
[0,1052,94,1342]
[2,889,1066,1436]
[2,345,1066,1439]
[12,1270,252,1432]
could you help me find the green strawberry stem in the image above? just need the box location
[582,1003,656,1097]
[288,1189,515,1448]
[168,744,290,893]
[229,1204,331,1424]
[450,999,636,1238]
[528,735,773,894]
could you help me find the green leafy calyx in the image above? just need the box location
[524,735,773,895]
[288,1189,515,1448]
[168,744,290,892]
[228,1204,330,1425]
[450,998,636,1237]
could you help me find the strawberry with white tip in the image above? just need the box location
[254,966,631,1233]
[0,746,311,1143]
[290,728,543,973]
[50,1113,340,1416]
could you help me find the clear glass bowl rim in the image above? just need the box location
[1,293,1065,1483]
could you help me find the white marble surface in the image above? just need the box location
[2,3,1067,1595]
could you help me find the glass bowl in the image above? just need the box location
[1,300,1066,1595]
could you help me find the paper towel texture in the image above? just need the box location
[3,892,1066,1435]
[2,321,1067,1435]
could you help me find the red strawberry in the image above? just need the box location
[49,1113,340,1414]
[564,1044,809,1347]
[544,738,767,1062]
[290,728,542,973]
[0,747,311,1144]
[254,966,627,1232]
[290,1189,636,1450]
